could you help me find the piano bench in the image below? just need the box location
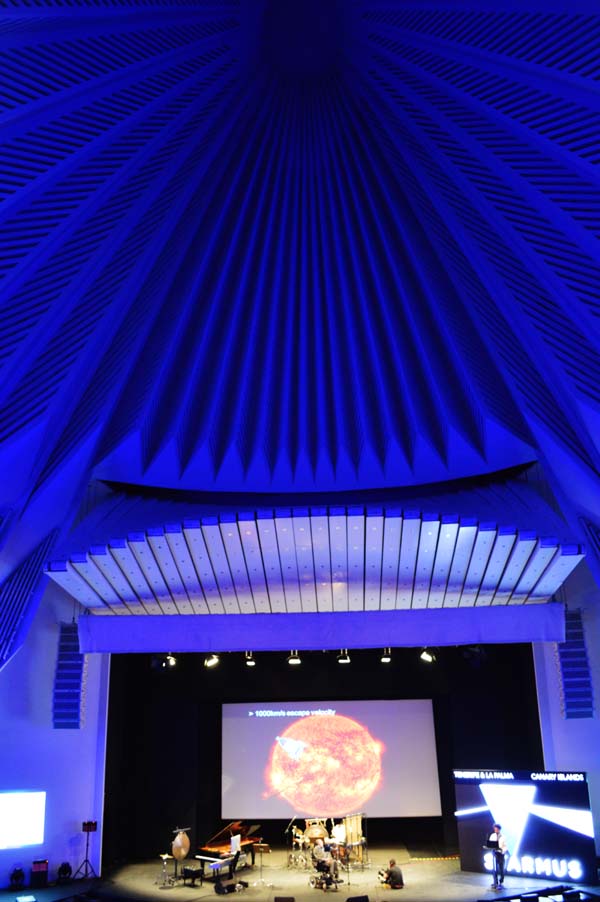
[182,866,203,886]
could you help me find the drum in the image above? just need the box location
[330,842,347,861]
[172,830,190,861]
[292,828,304,850]
[304,820,328,843]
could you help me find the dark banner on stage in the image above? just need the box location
[453,769,597,885]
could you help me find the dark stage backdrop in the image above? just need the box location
[102,644,543,870]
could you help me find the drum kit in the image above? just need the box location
[287,826,311,869]
[287,817,368,871]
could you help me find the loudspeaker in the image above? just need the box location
[347,896,370,902]
[274,898,295,902]
[215,882,237,894]
[30,861,48,889]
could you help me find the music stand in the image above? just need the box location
[252,843,272,887]
[73,821,97,879]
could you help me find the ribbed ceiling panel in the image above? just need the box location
[0,1,599,591]
[0,0,545,501]
[45,507,583,616]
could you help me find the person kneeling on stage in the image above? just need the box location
[313,839,340,881]
[383,859,404,889]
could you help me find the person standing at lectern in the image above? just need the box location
[487,824,508,889]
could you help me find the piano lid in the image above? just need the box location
[203,821,260,847]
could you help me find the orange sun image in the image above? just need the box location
[264,714,384,816]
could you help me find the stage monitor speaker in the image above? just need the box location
[215,882,237,895]
[274,897,295,902]
[347,896,370,902]
[562,892,581,901]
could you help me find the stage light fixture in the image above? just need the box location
[420,647,436,663]
[10,867,25,890]
[287,650,301,665]
[165,653,177,668]
[57,862,72,884]
[245,651,256,667]
[203,653,220,669]
[337,649,351,664]
[380,647,392,663]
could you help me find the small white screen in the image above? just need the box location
[0,791,46,849]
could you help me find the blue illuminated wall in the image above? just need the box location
[0,582,109,882]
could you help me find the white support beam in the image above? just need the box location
[365,509,384,611]
[413,513,439,609]
[329,508,348,611]
[347,507,365,611]
[310,508,333,612]
[202,519,240,614]
[238,513,271,614]
[183,520,225,614]
[380,509,402,611]
[429,515,458,609]
[165,524,209,614]
[256,511,286,613]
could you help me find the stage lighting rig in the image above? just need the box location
[245,651,256,667]
[337,649,351,664]
[203,653,220,669]
[380,647,392,663]
[287,650,301,665]
[420,647,436,663]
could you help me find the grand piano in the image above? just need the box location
[195,821,261,879]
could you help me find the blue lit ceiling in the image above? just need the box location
[1,0,600,645]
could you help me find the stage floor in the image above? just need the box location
[34,845,597,902]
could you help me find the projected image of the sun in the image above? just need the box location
[264,714,384,815]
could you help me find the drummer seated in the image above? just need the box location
[313,839,339,880]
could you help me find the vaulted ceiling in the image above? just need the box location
[1,0,600,656]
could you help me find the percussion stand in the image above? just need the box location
[343,848,352,889]
[362,813,370,869]
[252,843,272,888]
[156,855,174,889]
